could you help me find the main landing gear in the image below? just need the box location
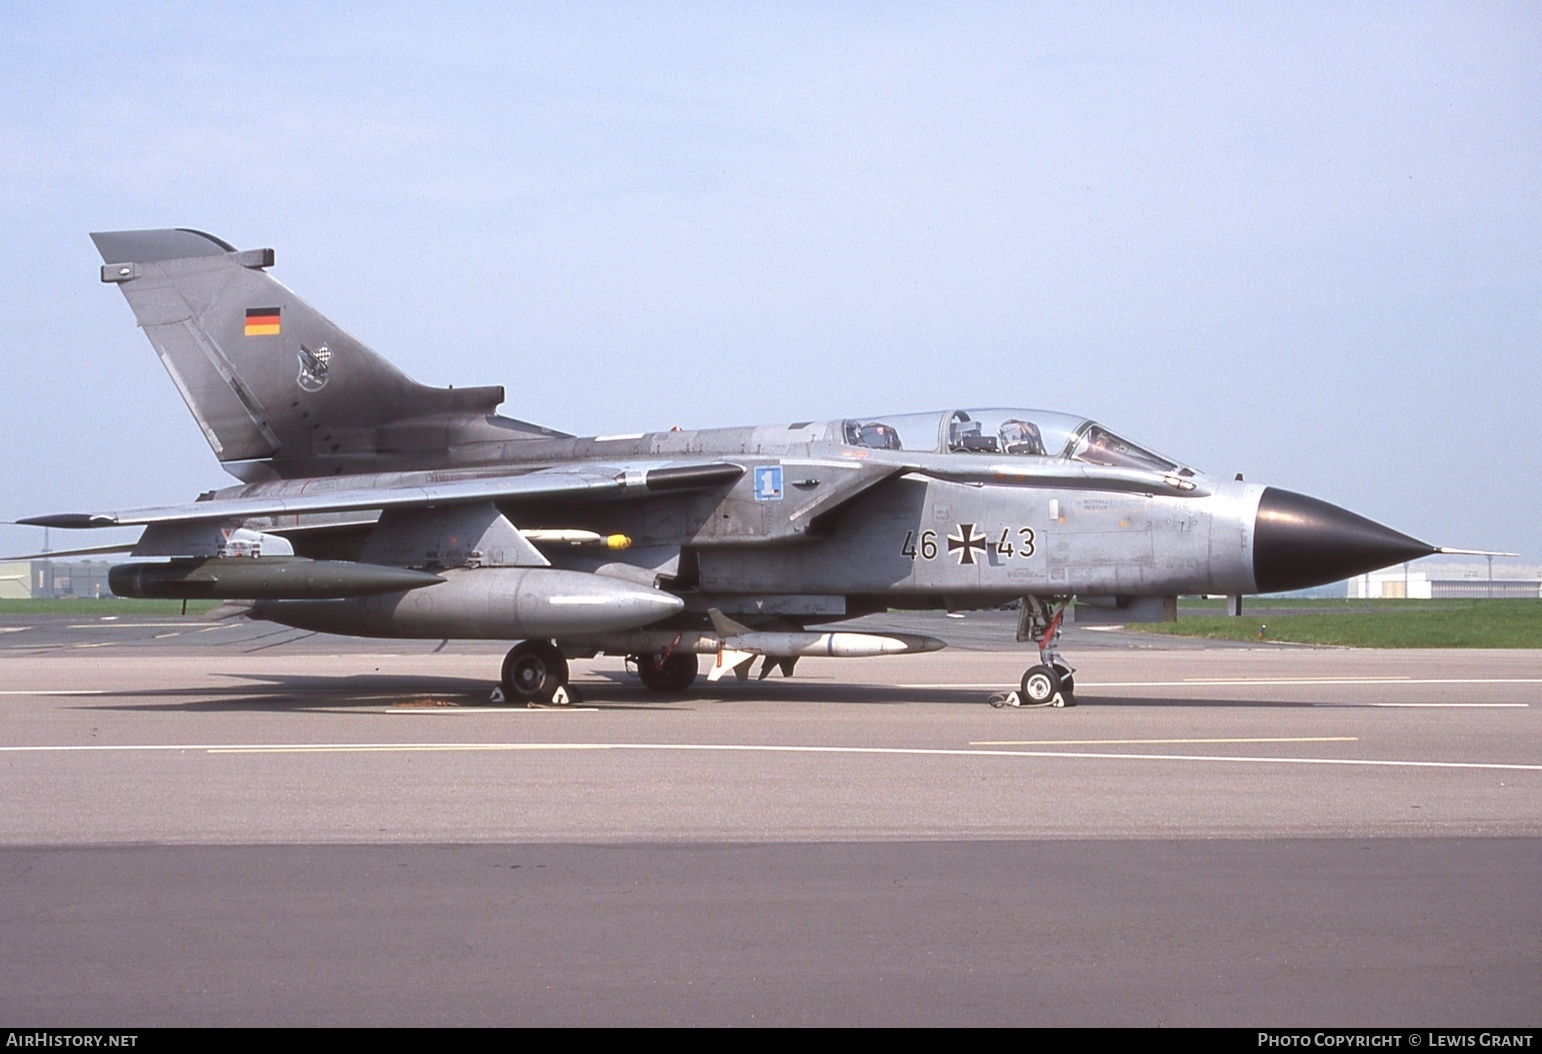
[627,636,701,693]
[499,639,577,707]
[989,597,1077,709]
[495,638,702,706]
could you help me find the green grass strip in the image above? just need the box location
[1131,599,1542,648]
[0,598,221,616]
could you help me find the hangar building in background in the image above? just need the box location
[1350,562,1542,600]
[0,560,114,600]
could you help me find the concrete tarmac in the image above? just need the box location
[1,611,1538,1025]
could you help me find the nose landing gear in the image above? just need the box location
[988,597,1076,709]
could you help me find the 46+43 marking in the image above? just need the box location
[901,524,1036,566]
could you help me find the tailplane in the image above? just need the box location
[92,228,565,480]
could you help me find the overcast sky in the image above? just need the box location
[2,2,1538,564]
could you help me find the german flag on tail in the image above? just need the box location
[244,307,281,336]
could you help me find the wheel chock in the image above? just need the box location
[988,689,1076,709]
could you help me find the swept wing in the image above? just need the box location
[19,462,746,530]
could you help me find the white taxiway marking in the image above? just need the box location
[1315,703,1529,708]
[65,622,196,629]
[0,741,1535,772]
[0,690,108,696]
[901,678,1542,689]
[970,736,1359,747]
[388,707,599,714]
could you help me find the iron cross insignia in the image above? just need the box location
[947,523,987,565]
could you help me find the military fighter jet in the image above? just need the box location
[16,229,1468,707]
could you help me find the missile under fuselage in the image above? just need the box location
[254,566,684,639]
[562,628,947,659]
[109,557,444,599]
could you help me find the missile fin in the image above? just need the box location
[707,607,752,638]
[709,648,755,682]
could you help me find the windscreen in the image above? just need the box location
[1069,424,1178,472]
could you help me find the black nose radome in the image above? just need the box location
[1253,487,1435,594]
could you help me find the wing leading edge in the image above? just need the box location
[19,462,746,530]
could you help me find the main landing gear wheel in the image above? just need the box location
[633,652,700,693]
[501,640,572,706]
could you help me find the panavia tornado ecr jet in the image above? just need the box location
[16,228,1473,706]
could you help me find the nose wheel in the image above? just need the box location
[989,597,1076,708]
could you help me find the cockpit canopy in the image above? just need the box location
[840,408,1187,474]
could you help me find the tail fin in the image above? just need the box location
[92,229,564,480]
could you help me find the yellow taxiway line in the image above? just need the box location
[969,736,1359,747]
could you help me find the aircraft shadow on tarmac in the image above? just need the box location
[73,674,987,712]
[69,669,1309,713]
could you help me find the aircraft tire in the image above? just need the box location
[1052,663,1075,694]
[1020,664,1061,705]
[636,652,700,693]
[502,640,569,703]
